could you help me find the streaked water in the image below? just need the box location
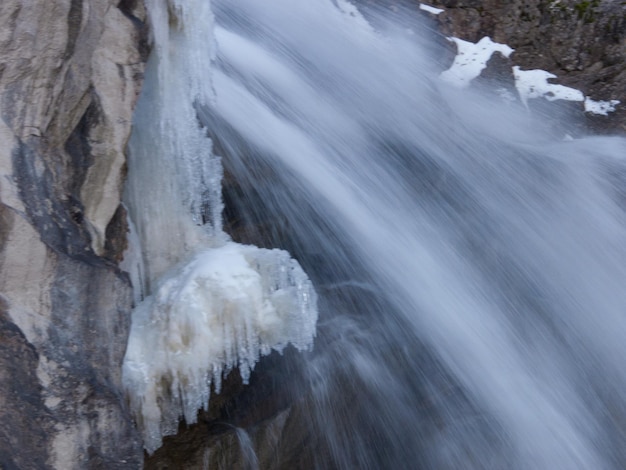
[197,1,626,468]
[127,0,626,469]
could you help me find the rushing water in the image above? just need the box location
[128,0,626,468]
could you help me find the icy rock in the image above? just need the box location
[122,242,317,454]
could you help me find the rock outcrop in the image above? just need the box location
[423,0,626,133]
[0,0,148,467]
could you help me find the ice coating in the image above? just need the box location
[513,66,584,107]
[122,0,319,454]
[124,0,224,286]
[123,243,317,454]
[151,0,223,232]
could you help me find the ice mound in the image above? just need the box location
[122,242,317,454]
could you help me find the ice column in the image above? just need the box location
[122,0,318,454]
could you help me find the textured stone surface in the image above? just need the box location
[0,0,148,467]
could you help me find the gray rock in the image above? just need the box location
[0,0,148,467]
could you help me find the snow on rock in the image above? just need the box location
[584,98,621,116]
[419,3,444,15]
[513,66,584,107]
[440,37,514,88]
[441,36,619,117]
[123,242,318,454]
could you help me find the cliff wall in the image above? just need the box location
[0,1,148,467]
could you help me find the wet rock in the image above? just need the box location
[143,349,309,470]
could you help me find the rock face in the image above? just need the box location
[0,0,148,468]
[424,0,626,133]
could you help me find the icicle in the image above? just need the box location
[122,0,319,454]
[123,243,317,454]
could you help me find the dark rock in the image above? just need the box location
[0,301,49,470]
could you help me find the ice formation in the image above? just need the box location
[123,0,225,285]
[123,243,317,454]
[122,0,318,454]
[584,97,621,116]
[147,0,222,233]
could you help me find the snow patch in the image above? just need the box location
[496,87,518,103]
[513,66,584,107]
[440,37,513,88]
[336,0,373,31]
[584,98,620,116]
[419,3,444,15]
[441,36,619,116]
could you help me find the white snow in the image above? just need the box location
[419,3,444,15]
[584,98,621,116]
[123,243,317,454]
[440,37,514,88]
[513,66,584,107]
[441,36,619,116]
[496,86,518,103]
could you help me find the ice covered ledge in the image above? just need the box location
[122,242,317,454]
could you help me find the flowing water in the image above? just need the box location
[126,0,626,468]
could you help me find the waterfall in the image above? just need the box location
[125,0,626,468]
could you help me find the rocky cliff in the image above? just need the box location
[0,0,147,467]
[423,0,626,133]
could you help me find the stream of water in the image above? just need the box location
[127,0,626,468]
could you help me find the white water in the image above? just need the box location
[125,0,626,467]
